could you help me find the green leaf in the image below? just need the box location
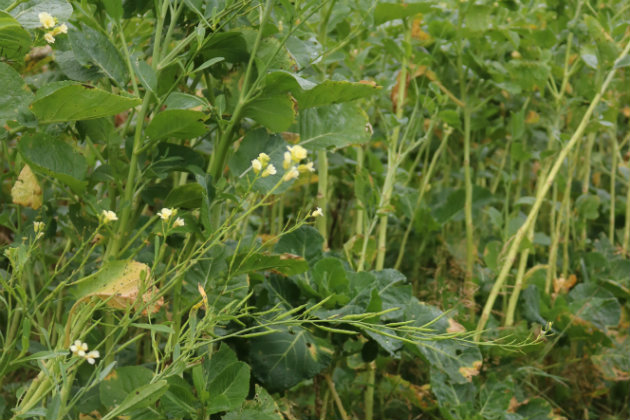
[299,103,371,150]
[101,380,168,420]
[311,257,349,305]
[69,23,128,86]
[223,385,282,420]
[568,283,621,332]
[374,2,433,26]
[134,59,157,94]
[249,324,333,392]
[146,109,207,140]
[0,11,31,61]
[130,323,174,334]
[430,370,476,420]
[478,375,514,419]
[164,183,203,209]
[263,71,381,109]
[30,83,141,123]
[99,366,154,408]
[231,253,309,277]
[405,300,482,384]
[576,194,600,220]
[10,0,73,29]
[102,0,123,21]
[243,94,295,132]
[164,92,210,110]
[203,344,250,415]
[274,226,324,264]
[0,62,33,126]
[160,376,199,419]
[17,132,87,192]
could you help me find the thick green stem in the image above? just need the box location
[317,150,329,247]
[475,38,630,339]
[462,107,475,315]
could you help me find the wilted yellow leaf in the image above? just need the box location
[11,165,43,210]
[79,260,164,314]
[446,318,466,333]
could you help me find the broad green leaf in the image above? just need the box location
[478,375,514,419]
[99,366,154,408]
[312,257,349,305]
[30,83,141,123]
[430,370,476,420]
[0,11,30,61]
[223,385,283,420]
[101,380,168,420]
[274,226,324,264]
[299,103,371,150]
[134,59,157,94]
[10,0,73,29]
[263,71,381,109]
[102,0,123,21]
[146,109,207,140]
[69,23,128,85]
[432,187,493,224]
[243,94,295,132]
[160,375,199,419]
[405,300,482,384]
[131,323,174,334]
[17,132,87,192]
[164,183,203,209]
[0,62,33,126]
[152,142,206,174]
[54,50,102,82]
[576,194,600,220]
[164,92,210,110]
[231,253,309,277]
[203,344,250,415]
[249,324,333,392]
[374,2,433,26]
[568,283,621,332]
[200,31,248,63]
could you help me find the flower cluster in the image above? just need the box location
[38,12,67,44]
[158,208,185,227]
[33,221,45,240]
[251,153,277,178]
[70,340,100,365]
[283,145,314,181]
[101,210,118,224]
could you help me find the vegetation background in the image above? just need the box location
[0,0,629,419]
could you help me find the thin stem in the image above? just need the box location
[317,149,329,247]
[324,372,349,420]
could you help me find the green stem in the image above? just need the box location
[462,107,475,316]
[475,37,630,340]
[317,149,329,248]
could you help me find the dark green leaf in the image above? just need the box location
[223,384,282,420]
[30,83,141,123]
[0,62,33,126]
[0,11,31,61]
[164,183,203,209]
[18,132,87,192]
[243,94,295,132]
[146,109,207,140]
[203,344,250,415]
[374,2,433,26]
[10,0,72,29]
[299,103,371,150]
[274,226,323,264]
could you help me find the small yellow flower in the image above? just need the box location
[44,32,55,44]
[173,217,185,227]
[33,221,45,233]
[257,153,271,167]
[38,12,56,29]
[283,151,292,170]
[158,208,175,220]
[311,207,324,217]
[297,162,315,173]
[283,166,299,181]
[251,158,263,174]
[101,210,118,223]
[287,145,307,162]
[261,164,277,178]
[85,350,100,365]
[70,340,88,357]
[52,24,68,35]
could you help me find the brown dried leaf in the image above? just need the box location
[11,165,43,210]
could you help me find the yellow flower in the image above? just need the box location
[287,145,307,162]
[173,217,185,227]
[261,164,277,178]
[283,151,292,169]
[283,166,299,181]
[158,208,175,220]
[38,12,56,29]
[44,32,55,44]
[85,350,100,365]
[297,162,315,173]
[33,221,45,233]
[52,24,68,35]
[311,207,324,217]
[251,158,263,174]
[70,340,88,357]
[101,210,118,223]
[257,153,270,167]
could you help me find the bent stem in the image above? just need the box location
[475,38,630,340]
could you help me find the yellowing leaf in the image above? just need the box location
[11,165,43,209]
[458,360,482,382]
[77,260,164,314]
[446,318,466,333]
